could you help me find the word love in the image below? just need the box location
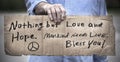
[66,21,103,28]
[9,21,103,32]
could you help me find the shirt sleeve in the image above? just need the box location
[25,0,47,15]
[99,0,107,16]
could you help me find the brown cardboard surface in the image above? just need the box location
[4,15,115,56]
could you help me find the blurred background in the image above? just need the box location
[0,0,120,62]
[0,0,120,11]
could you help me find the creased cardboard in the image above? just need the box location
[4,15,115,56]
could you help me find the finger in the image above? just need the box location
[58,5,66,21]
[47,8,53,21]
[54,5,61,23]
[50,6,57,23]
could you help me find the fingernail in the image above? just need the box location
[50,17,53,21]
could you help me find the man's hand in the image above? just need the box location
[35,2,66,24]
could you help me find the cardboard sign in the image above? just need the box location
[4,15,115,56]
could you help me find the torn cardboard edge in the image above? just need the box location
[4,15,115,56]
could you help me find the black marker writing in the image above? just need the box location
[12,32,37,43]
[66,40,85,48]
[88,40,106,48]
[9,21,43,31]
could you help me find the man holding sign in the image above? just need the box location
[25,0,107,62]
